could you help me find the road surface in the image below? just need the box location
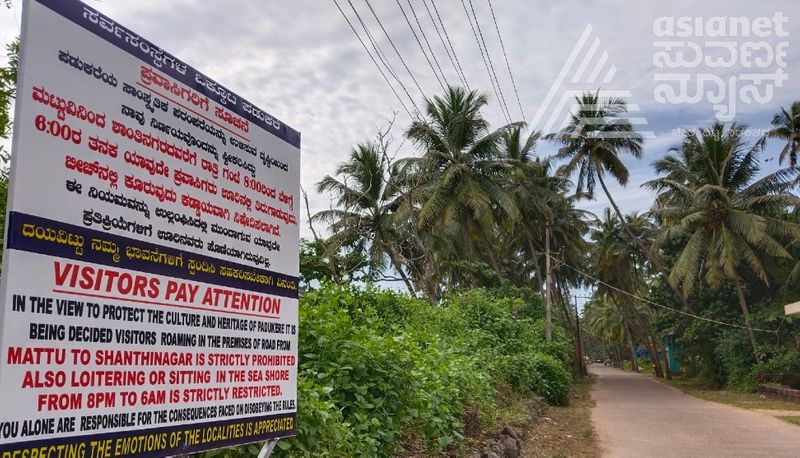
[590,364,800,457]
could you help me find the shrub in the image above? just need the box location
[267,284,572,456]
[439,289,572,400]
[275,379,354,457]
[285,284,496,456]
[749,351,800,389]
[497,352,571,405]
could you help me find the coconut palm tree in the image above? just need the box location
[583,295,636,369]
[502,125,591,342]
[767,101,800,167]
[503,127,556,288]
[548,91,698,311]
[546,92,647,257]
[314,142,414,292]
[547,91,643,216]
[590,209,666,377]
[402,86,520,282]
[646,123,800,360]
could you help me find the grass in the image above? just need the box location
[488,382,545,429]
[521,374,598,457]
[779,416,800,426]
[666,377,800,412]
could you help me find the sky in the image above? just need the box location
[0,0,797,242]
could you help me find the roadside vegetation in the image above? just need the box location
[276,285,571,456]
[296,83,800,454]
[578,109,800,392]
[667,378,800,412]
[522,374,598,458]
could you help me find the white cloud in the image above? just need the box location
[0,0,797,239]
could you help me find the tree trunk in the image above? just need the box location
[662,340,672,380]
[619,297,664,378]
[476,224,505,283]
[733,275,761,362]
[464,220,480,287]
[554,280,585,376]
[386,244,416,295]
[596,173,695,314]
[614,346,623,368]
[392,257,416,295]
[646,334,665,378]
[407,224,438,305]
[524,232,545,297]
[633,327,663,378]
[545,224,553,343]
[625,323,640,372]
[557,284,577,341]
[419,254,439,305]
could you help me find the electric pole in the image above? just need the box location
[545,223,552,343]
[574,295,589,376]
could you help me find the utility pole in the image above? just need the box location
[574,295,587,376]
[545,223,552,343]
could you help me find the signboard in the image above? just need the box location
[0,0,300,456]
[785,301,800,316]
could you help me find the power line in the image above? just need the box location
[486,0,526,123]
[363,0,429,102]
[332,0,414,117]
[345,0,420,112]
[392,0,446,93]
[356,4,402,82]
[405,0,450,89]
[459,0,511,123]
[467,0,512,122]
[550,256,779,334]
[429,0,470,90]
[347,1,401,83]
[422,0,468,89]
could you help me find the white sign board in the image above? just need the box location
[0,0,300,456]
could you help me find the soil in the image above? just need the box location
[520,374,598,457]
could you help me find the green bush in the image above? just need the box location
[497,352,571,405]
[269,284,572,456]
[749,351,800,389]
[281,285,494,456]
[275,379,354,456]
[527,353,571,405]
[439,289,572,364]
[714,329,760,391]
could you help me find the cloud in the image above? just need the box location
[0,0,797,240]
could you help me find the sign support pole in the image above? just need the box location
[257,440,279,458]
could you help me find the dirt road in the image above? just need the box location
[590,365,800,457]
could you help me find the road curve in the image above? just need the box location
[590,364,800,457]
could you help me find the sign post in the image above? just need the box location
[0,0,301,456]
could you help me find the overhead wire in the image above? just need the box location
[550,255,779,334]
[363,0,429,102]
[486,0,526,123]
[459,0,511,123]
[345,0,420,112]
[355,4,402,82]
[392,0,446,93]
[422,0,467,89]
[430,0,470,90]
[466,0,512,122]
[332,0,414,117]
[405,0,450,89]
